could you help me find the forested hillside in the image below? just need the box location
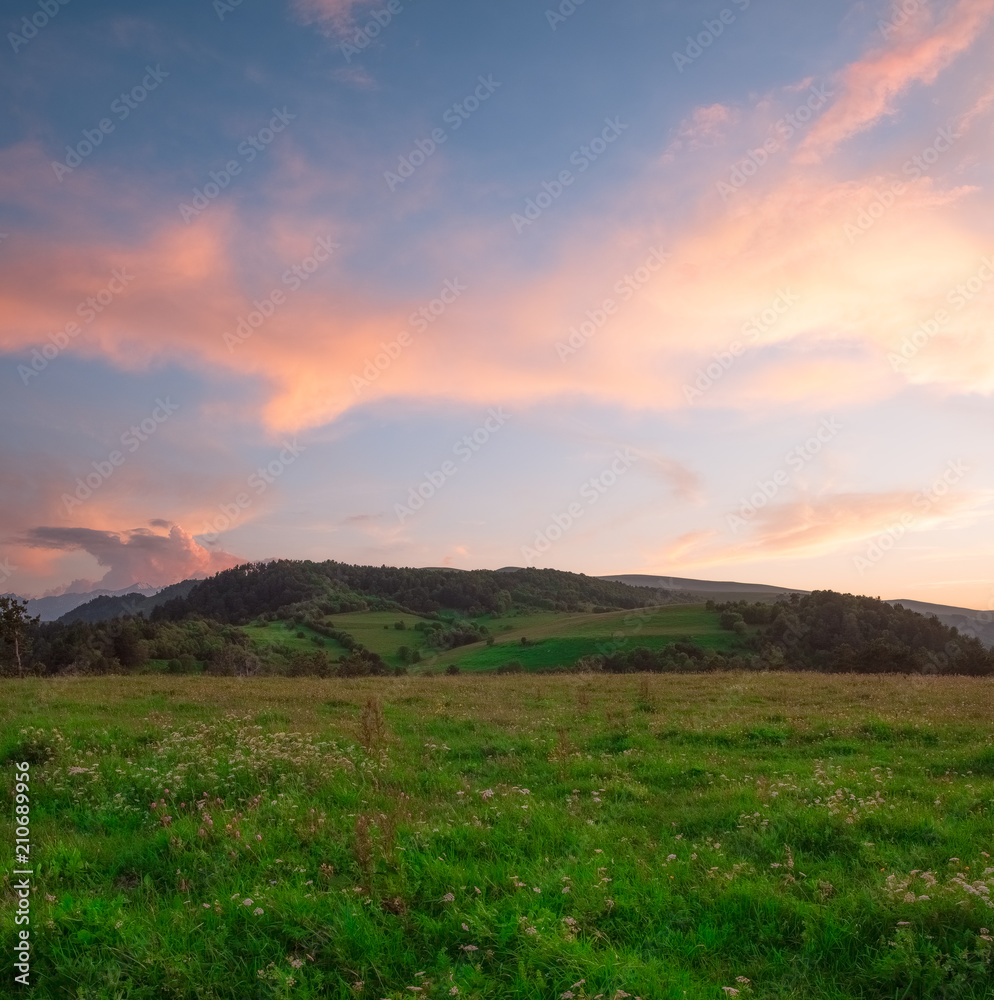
[151,560,688,623]
[2,562,992,678]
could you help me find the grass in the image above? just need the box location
[2,672,994,999]
[431,605,743,671]
[325,611,433,664]
[240,621,347,655]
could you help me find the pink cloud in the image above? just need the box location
[796,0,994,162]
[21,524,242,590]
[3,4,994,452]
[3,123,994,438]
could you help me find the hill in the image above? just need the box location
[7,560,993,678]
[598,572,806,595]
[598,572,808,606]
[55,579,199,624]
[151,560,697,624]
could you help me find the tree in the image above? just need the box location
[206,644,260,677]
[0,597,40,676]
[113,624,148,670]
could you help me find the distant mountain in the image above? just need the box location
[887,599,994,649]
[5,584,161,622]
[55,579,200,624]
[599,573,807,598]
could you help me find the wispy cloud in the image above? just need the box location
[664,489,993,567]
[289,0,377,32]
[796,0,994,162]
[661,104,738,164]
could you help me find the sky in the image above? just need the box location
[1,0,993,609]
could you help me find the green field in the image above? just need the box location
[324,611,434,664]
[430,605,743,671]
[240,620,348,655]
[3,673,994,999]
[299,604,744,673]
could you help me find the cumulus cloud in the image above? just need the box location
[21,523,242,590]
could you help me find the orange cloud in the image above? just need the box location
[3,14,994,443]
[796,0,994,162]
[664,488,993,568]
[3,163,991,434]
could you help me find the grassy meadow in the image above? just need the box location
[3,672,994,999]
[246,604,742,673]
[428,606,741,672]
